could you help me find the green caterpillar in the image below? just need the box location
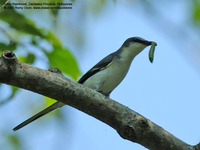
[149,42,157,63]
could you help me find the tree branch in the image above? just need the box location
[0,50,199,150]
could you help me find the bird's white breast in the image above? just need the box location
[83,59,132,95]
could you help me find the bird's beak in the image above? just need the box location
[143,41,153,46]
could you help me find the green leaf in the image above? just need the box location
[9,86,19,99]
[7,134,22,150]
[192,0,200,24]
[0,0,8,8]
[45,46,81,81]
[18,53,36,64]
[44,96,57,107]
[0,42,17,51]
[45,31,62,47]
[0,5,45,37]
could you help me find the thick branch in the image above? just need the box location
[0,50,198,150]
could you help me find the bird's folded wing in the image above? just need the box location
[78,51,116,84]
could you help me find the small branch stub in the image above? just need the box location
[2,50,17,62]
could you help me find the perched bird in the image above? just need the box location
[13,37,154,131]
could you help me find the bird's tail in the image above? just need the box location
[13,102,65,131]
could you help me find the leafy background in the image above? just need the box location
[0,0,200,150]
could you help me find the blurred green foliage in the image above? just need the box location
[192,0,200,25]
[0,0,81,77]
[6,134,22,150]
[0,42,17,51]
[45,46,80,80]
[0,0,81,106]
[0,3,81,148]
[0,7,44,37]
[18,53,36,64]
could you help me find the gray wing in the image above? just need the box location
[78,51,116,84]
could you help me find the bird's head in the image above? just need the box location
[119,37,153,60]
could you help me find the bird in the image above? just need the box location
[13,37,154,131]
